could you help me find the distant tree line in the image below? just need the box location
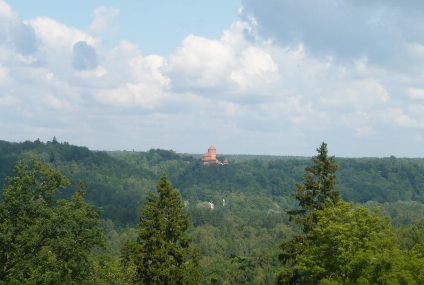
[2,139,424,283]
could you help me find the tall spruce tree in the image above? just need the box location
[277,142,340,284]
[287,142,340,233]
[131,174,201,285]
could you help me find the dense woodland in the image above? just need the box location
[2,138,424,284]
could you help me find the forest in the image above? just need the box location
[1,138,424,284]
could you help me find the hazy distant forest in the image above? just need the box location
[2,138,424,284]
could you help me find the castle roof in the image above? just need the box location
[209,145,216,150]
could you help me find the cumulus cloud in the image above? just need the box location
[166,21,281,101]
[380,108,424,129]
[166,34,238,91]
[72,41,98,70]
[0,1,37,55]
[89,6,120,37]
[240,0,424,69]
[408,88,424,100]
[2,0,424,156]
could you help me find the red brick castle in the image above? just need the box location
[202,145,228,165]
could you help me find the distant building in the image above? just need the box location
[196,201,214,210]
[202,145,228,165]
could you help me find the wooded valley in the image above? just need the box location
[1,139,424,284]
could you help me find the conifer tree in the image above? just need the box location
[277,142,340,284]
[131,174,201,285]
[287,142,340,233]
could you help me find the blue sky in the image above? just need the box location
[7,0,241,55]
[1,0,424,157]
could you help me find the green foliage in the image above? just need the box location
[278,142,340,284]
[362,200,424,227]
[395,216,424,255]
[287,142,340,233]
[4,139,424,284]
[128,174,201,285]
[4,139,424,229]
[297,201,424,284]
[337,157,424,203]
[0,158,105,284]
[94,254,134,285]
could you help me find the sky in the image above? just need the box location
[1,0,424,157]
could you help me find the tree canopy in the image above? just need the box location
[3,140,424,284]
[278,143,424,285]
[297,201,424,284]
[0,158,105,284]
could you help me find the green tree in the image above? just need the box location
[278,142,340,284]
[296,201,424,285]
[0,158,105,284]
[395,216,424,255]
[129,174,201,285]
[287,142,340,232]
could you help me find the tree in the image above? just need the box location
[0,158,105,284]
[287,142,340,233]
[296,201,424,285]
[278,142,340,284]
[129,174,201,285]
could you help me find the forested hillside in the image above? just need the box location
[2,138,424,284]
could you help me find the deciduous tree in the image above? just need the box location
[297,201,424,284]
[0,158,105,284]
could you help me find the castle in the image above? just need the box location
[202,145,228,165]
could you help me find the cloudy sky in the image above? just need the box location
[1,0,424,157]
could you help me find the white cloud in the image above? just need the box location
[74,66,107,79]
[128,54,169,86]
[3,0,424,156]
[166,20,282,97]
[240,0,424,70]
[89,6,120,37]
[0,66,12,85]
[408,88,424,100]
[166,34,237,90]
[355,126,374,137]
[92,54,170,108]
[0,0,38,59]
[341,111,373,137]
[230,46,278,89]
[381,108,424,129]
[28,17,98,51]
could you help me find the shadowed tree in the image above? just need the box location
[129,174,201,285]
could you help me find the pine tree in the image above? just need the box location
[131,174,201,285]
[277,142,340,284]
[287,142,340,233]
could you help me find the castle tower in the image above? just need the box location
[208,145,216,159]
